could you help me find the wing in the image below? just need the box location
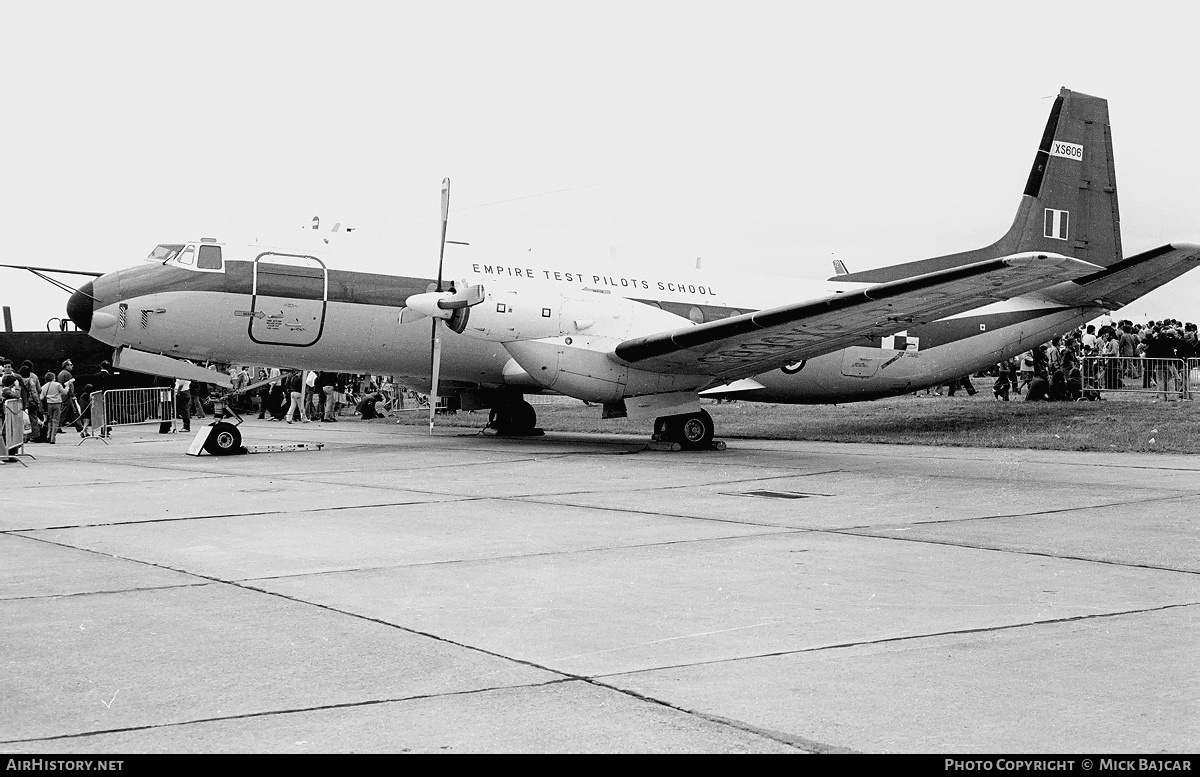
[614,252,1099,380]
[1061,243,1200,308]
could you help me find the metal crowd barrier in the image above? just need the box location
[3,397,33,464]
[1081,357,1191,399]
[101,387,177,430]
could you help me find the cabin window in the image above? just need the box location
[177,245,196,266]
[688,306,705,324]
[197,245,223,270]
[148,244,184,263]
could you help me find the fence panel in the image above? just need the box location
[103,387,176,429]
[3,398,23,456]
[1081,357,1189,399]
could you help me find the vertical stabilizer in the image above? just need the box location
[834,88,1124,282]
[1009,87,1123,266]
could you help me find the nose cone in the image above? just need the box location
[67,281,94,332]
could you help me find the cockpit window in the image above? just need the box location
[197,245,222,270]
[148,244,184,264]
[177,245,195,265]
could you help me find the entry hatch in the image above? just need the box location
[249,252,328,347]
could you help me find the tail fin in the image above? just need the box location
[835,88,1123,282]
[1009,88,1122,266]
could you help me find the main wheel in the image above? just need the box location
[489,399,538,435]
[203,422,243,456]
[672,409,715,449]
[509,399,537,435]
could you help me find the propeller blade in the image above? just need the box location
[436,177,450,293]
[429,323,442,434]
[430,177,450,433]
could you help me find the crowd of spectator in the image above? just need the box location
[988,318,1198,402]
[2,352,415,455]
[179,367,410,427]
[1,356,111,446]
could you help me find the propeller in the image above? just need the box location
[401,179,487,433]
[430,177,451,434]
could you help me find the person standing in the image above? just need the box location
[309,371,323,421]
[17,365,42,442]
[285,370,308,423]
[174,376,192,432]
[318,371,338,422]
[39,372,66,444]
[1016,350,1034,394]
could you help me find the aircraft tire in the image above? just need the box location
[488,406,511,433]
[674,409,714,450]
[203,422,243,456]
[510,399,537,435]
[489,400,537,435]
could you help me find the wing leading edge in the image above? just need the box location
[614,252,1099,380]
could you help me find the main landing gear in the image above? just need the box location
[652,409,724,451]
[488,398,542,436]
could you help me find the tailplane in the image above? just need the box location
[837,88,1123,282]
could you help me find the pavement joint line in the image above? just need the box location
[0,581,211,603]
[590,600,1200,680]
[579,677,847,754]
[0,677,579,747]
[224,580,817,754]
[503,469,847,500]
[889,491,1200,526]
[236,528,805,583]
[495,491,835,530]
[0,537,835,753]
[3,496,487,533]
[827,525,1200,576]
[10,474,229,490]
[725,441,1200,471]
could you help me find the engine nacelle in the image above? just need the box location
[461,281,692,344]
[454,281,711,403]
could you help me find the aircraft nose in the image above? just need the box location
[67,280,94,332]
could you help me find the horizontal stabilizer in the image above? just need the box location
[1063,243,1200,308]
[615,252,1099,381]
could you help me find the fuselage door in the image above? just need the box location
[249,252,327,347]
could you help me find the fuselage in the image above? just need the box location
[68,237,1100,404]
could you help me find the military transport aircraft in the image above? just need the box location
[40,88,1200,449]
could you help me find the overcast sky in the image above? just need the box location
[2,1,1197,331]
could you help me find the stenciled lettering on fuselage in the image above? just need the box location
[470,264,718,296]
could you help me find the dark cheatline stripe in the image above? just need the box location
[1023,93,1064,198]
[897,306,1072,349]
[117,261,434,308]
